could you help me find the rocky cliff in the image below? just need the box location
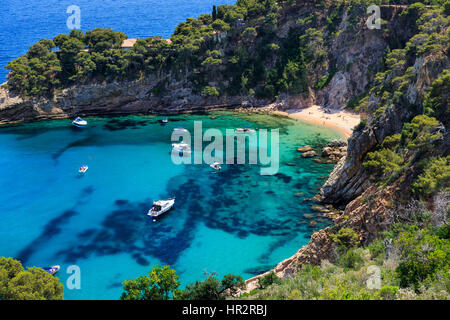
[0,77,271,125]
[0,3,403,126]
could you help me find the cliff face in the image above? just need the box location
[244,4,449,289]
[0,77,273,125]
[0,3,400,125]
[320,50,449,205]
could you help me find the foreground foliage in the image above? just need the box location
[0,257,64,300]
[120,265,245,300]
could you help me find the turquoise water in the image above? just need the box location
[0,112,341,299]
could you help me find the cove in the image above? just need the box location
[0,111,341,299]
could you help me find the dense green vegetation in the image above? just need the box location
[0,257,64,300]
[120,265,245,300]
[7,0,447,99]
[241,208,449,300]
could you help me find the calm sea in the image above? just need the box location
[0,112,342,299]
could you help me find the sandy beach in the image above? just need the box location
[276,105,361,138]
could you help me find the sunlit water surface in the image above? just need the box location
[0,112,342,299]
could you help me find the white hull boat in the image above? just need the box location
[172,143,191,154]
[72,117,87,127]
[148,198,175,220]
[173,127,188,133]
[78,165,88,173]
[210,162,221,171]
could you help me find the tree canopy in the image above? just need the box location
[0,257,64,300]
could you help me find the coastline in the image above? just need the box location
[274,105,361,139]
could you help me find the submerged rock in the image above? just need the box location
[297,145,314,152]
[301,150,317,158]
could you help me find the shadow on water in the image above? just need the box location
[16,186,95,264]
[17,209,79,263]
[52,136,97,160]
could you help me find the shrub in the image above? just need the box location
[411,156,450,196]
[120,265,181,300]
[400,115,441,149]
[379,285,399,300]
[363,148,404,176]
[0,257,64,300]
[330,228,360,249]
[201,86,220,97]
[337,248,364,270]
[395,226,450,290]
[258,271,281,289]
[381,134,401,149]
[367,239,386,261]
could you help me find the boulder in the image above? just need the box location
[301,150,317,158]
[297,145,314,152]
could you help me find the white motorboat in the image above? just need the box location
[72,117,87,127]
[173,127,188,133]
[148,198,175,220]
[161,118,168,123]
[172,143,191,154]
[210,162,221,171]
[78,165,88,173]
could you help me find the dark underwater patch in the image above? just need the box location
[243,264,275,276]
[52,136,96,160]
[17,209,79,263]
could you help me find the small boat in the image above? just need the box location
[78,165,88,173]
[236,126,255,134]
[172,143,191,154]
[161,118,168,123]
[43,265,60,275]
[148,198,175,220]
[72,117,87,127]
[173,127,188,133]
[210,162,221,171]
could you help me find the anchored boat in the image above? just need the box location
[72,117,87,127]
[43,265,60,275]
[236,126,255,134]
[210,162,221,171]
[78,165,88,173]
[172,143,191,154]
[148,198,175,220]
[173,127,188,133]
